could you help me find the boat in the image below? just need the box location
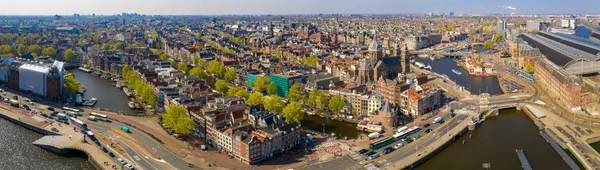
[128,101,136,109]
[82,98,98,107]
[452,69,462,75]
[472,73,491,77]
[424,64,432,70]
[429,56,437,60]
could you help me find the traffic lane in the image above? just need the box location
[86,123,159,170]
[299,156,357,170]
[100,118,193,170]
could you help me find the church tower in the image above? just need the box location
[368,40,383,66]
[357,61,374,84]
[401,43,410,73]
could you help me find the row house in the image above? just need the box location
[405,83,442,117]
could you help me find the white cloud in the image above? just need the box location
[501,6,517,11]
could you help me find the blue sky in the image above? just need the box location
[0,0,598,15]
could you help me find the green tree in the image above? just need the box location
[0,44,13,54]
[306,88,319,108]
[101,44,110,50]
[26,45,41,55]
[493,33,503,42]
[328,95,345,114]
[235,89,249,99]
[525,63,534,73]
[192,55,200,66]
[286,83,305,102]
[63,49,76,61]
[215,80,229,94]
[16,36,24,44]
[282,101,304,123]
[266,82,277,95]
[263,95,283,112]
[189,67,209,80]
[93,34,101,44]
[41,47,56,57]
[227,87,239,96]
[17,44,25,54]
[446,24,453,31]
[247,93,264,106]
[531,29,539,35]
[64,74,79,97]
[207,60,226,77]
[483,40,495,49]
[177,62,189,72]
[197,59,207,69]
[170,60,177,68]
[316,91,329,110]
[162,105,196,135]
[224,67,237,81]
[254,76,268,93]
[110,43,121,50]
[304,56,318,67]
[160,54,170,60]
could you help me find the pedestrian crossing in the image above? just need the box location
[350,153,363,160]
[364,163,379,170]
[321,141,336,148]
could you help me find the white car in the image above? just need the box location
[117,158,126,165]
[394,143,404,149]
[124,164,135,170]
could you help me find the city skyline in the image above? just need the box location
[1,0,599,16]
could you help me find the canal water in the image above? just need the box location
[301,115,361,139]
[416,58,502,95]
[70,69,136,114]
[416,109,576,170]
[592,142,600,155]
[0,118,95,169]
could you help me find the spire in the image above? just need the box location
[380,100,393,113]
[368,39,381,51]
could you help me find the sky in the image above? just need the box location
[0,0,599,15]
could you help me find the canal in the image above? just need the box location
[416,58,502,95]
[70,69,136,114]
[301,115,362,139]
[0,117,95,169]
[416,109,578,170]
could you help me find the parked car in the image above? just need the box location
[47,107,55,111]
[423,123,431,128]
[366,151,377,156]
[425,129,432,133]
[367,153,380,160]
[358,149,369,154]
[394,143,404,149]
[124,164,135,170]
[450,113,456,118]
[412,135,421,140]
[382,147,394,154]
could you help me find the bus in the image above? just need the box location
[90,112,108,121]
[70,117,87,129]
[369,137,395,150]
[396,126,408,134]
[394,126,421,141]
[62,107,81,112]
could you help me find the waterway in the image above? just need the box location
[0,118,95,169]
[416,58,502,95]
[300,115,361,139]
[592,142,600,154]
[416,109,576,170]
[70,69,136,114]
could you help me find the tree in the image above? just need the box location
[197,59,207,69]
[160,54,170,60]
[483,40,495,49]
[41,47,56,57]
[263,95,283,112]
[110,43,121,50]
[63,49,76,61]
[101,44,110,50]
[192,55,200,66]
[306,88,319,108]
[162,105,196,135]
[247,93,264,106]
[304,56,318,67]
[236,89,249,99]
[26,45,41,55]
[445,24,453,31]
[224,67,237,81]
[189,67,209,80]
[316,91,329,110]
[328,95,345,114]
[254,76,268,93]
[0,44,13,54]
[525,63,534,73]
[493,33,503,42]
[282,102,304,123]
[64,74,79,97]
[531,29,539,35]
[207,60,226,77]
[286,83,305,102]
[177,62,189,73]
[266,82,277,95]
[170,60,177,68]
[17,44,25,54]
[468,29,476,35]
[227,87,239,96]
[215,80,229,94]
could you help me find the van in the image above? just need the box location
[88,116,97,121]
[368,132,381,139]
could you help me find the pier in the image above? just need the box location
[540,132,581,170]
[515,149,533,170]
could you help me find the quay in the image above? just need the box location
[540,132,581,170]
[0,104,116,170]
[515,149,533,170]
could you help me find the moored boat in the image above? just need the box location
[82,97,98,106]
[452,69,462,75]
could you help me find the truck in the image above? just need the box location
[368,132,381,139]
[433,117,443,124]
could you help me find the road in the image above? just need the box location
[84,117,194,170]
[299,109,471,170]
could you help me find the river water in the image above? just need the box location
[70,69,136,114]
[416,58,502,95]
[301,115,361,139]
[0,118,95,169]
[417,109,575,170]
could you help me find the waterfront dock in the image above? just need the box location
[540,132,581,170]
[0,104,116,170]
[515,149,533,170]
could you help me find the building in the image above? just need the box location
[269,73,304,97]
[369,100,397,129]
[527,20,540,32]
[405,83,442,117]
[367,40,383,66]
[497,20,507,38]
[534,58,592,111]
[18,61,65,98]
[368,93,384,114]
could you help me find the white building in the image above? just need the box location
[527,20,541,32]
[19,64,50,96]
[368,93,384,114]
